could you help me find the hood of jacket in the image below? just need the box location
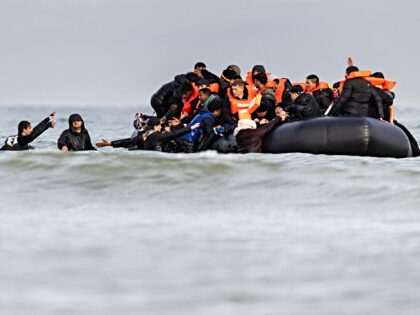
[68,113,85,134]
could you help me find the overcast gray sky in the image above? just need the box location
[0,0,419,106]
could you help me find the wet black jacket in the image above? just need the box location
[57,118,96,151]
[144,126,192,152]
[150,74,187,118]
[1,117,52,151]
[236,116,283,153]
[286,93,321,120]
[330,78,384,118]
[111,132,145,150]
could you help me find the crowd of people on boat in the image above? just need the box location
[1,58,419,155]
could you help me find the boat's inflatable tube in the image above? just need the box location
[211,134,238,153]
[262,117,412,158]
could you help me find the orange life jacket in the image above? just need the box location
[306,82,330,94]
[238,94,263,120]
[245,71,274,86]
[227,85,261,119]
[182,84,200,114]
[266,79,289,103]
[364,77,397,91]
[338,70,397,93]
[337,71,372,93]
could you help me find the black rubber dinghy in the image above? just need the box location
[212,117,412,157]
[262,117,412,158]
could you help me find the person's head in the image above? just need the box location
[228,65,241,77]
[305,74,319,91]
[186,72,201,84]
[221,67,239,84]
[197,79,210,90]
[198,88,212,103]
[69,113,84,132]
[345,66,359,78]
[207,99,223,117]
[231,79,246,98]
[147,117,162,132]
[194,62,206,77]
[252,65,266,77]
[255,101,269,119]
[289,85,304,102]
[18,121,32,136]
[253,72,268,90]
[181,82,194,100]
[371,72,385,79]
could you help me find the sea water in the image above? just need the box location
[1,105,420,315]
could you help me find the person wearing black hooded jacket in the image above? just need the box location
[57,114,96,151]
[150,73,202,119]
[150,74,187,118]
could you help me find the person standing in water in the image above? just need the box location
[57,114,96,152]
[1,113,56,151]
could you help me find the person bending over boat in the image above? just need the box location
[143,117,200,152]
[285,85,321,120]
[1,113,56,151]
[329,66,384,119]
[58,114,96,152]
[171,100,223,153]
[252,102,276,126]
[234,108,288,154]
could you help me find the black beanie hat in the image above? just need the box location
[147,117,161,128]
[253,72,268,85]
[221,68,238,81]
[207,99,223,113]
[289,85,304,94]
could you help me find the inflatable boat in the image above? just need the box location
[212,117,413,158]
